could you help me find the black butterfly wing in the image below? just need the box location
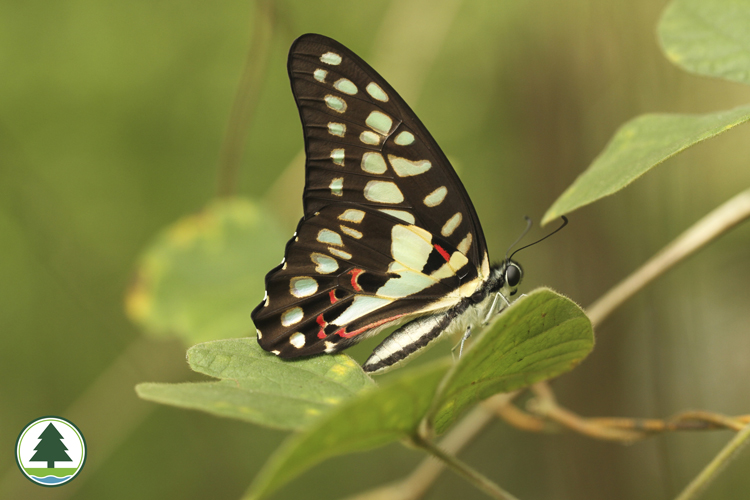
[252,34,491,357]
[253,204,477,357]
[287,34,490,274]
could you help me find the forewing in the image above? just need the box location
[287,34,489,270]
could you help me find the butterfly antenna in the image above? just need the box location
[508,216,568,261]
[504,216,533,261]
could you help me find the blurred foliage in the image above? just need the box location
[2,0,750,499]
[126,198,285,344]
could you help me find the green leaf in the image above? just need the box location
[126,198,285,344]
[427,288,593,435]
[136,338,374,430]
[542,105,750,225]
[246,360,451,500]
[659,0,750,86]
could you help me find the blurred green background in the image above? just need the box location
[2,0,749,499]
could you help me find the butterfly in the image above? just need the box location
[251,34,524,374]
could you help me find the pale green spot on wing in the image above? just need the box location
[423,186,447,207]
[338,209,365,223]
[441,212,462,237]
[359,131,380,145]
[366,82,388,101]
[324,95,347,113]
[334,78,358,95]
[364,180,404,204]
[378,209,415,224]
[394,131,415,146]
[388,155,432,177]
[361,152,387,174]
[332,296,392,326]
[289,332,306,348]
[317,229,343,246]
[339,225,363,239]
[320,52,342,65]
[313,69,327,82]
[329,177,344,196]
[330,148,345,166]
[328,248,352,260]
[290,277,318,298]
[327,122,346,137]
[366,111,393,135]
[281,307,303,326]
[311,253,338,274]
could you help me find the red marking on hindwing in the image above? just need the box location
[317,315,328,339]
[329,290,338,304]
[335,327,352,338]
[434,244,451,262]
[348,268,364,292]
[334,314,407,339]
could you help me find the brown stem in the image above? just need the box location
[525,383,750,442]
[408,432,520,500]
[586,187,750,327]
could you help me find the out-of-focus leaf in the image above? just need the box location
[126,198,285,344]
[246,360,450,500]
[542,105,750,224]
[136,339,373,430]
[659,0,750,86]
[427,288,593,434]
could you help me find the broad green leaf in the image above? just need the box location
[126,198,285,344]
[246,360,451,500]
[136,338,373,430]
[542,105,750,225]
[427,288,593,435]
[659,0,750,86]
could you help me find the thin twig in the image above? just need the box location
[586,188,750,327]
[409,433,520,500]
[340,393,517,500]
[216,1,275,197]
[525,382,750,442]
[674,422,750,500]
[505,189,750,439]
[587,413,750,433]
[494,398,548,432]
[528,383,644,441]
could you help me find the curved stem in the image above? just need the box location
[674,422,750,500]
[341,394,517,500]
[409,432,520,500]
[216,0,275,197]
[586,188,750,327]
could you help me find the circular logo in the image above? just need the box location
[15,416,86,487]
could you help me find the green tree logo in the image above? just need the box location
[29,423,72,469]
[16,416,86,487]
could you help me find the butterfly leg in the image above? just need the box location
[482,292,512,325]
[451,325,473,360]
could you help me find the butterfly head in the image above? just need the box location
[479,259,523,304]
[502,259,523,296]
[499,215,568,297]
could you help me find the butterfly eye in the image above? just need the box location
[505,263,522,288]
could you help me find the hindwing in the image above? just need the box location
[253,205,480,357]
